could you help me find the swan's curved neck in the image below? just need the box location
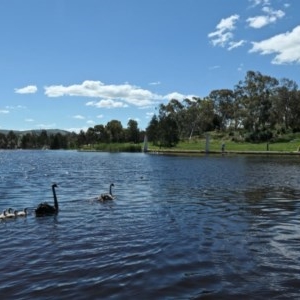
[52,185,59,210]
[109,185,113,195]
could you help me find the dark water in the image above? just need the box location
[1,150,300,299]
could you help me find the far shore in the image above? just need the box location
[146,149,300,156]
[77,148,300,155]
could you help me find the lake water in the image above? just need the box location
[1,150,300,299]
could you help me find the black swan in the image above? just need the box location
[35,184,59,216]
[99,183,115,201]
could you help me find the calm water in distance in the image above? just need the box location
[1,150,300,299]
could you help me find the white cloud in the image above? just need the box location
[0,110,9,114]
[66,127,89,134]
[25,118,34,122]
[146,112,154,119]
[5,105,27,110]
[249,25,300,64]
[86,99,128,108]
[249,0,270,7]
[96,114,104,119]
[15,85,38,94]
[44,80,196,109]
[73,115,85,119]
[247,7,285,28]
[86,120,95,125]
[208,15,240,49]
[44,80,164,107]
[164,92,197,101]
[127,117,140,123]
[228,40,247,50]
[247,15,269,28]
[216,14,239,32]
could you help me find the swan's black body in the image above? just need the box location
[35,184,59,216]
[100,183,115,201]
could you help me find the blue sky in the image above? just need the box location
[1,0,299,133]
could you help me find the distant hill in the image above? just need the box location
[0,129,71,136]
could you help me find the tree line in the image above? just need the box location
[1,70,299,150]
[146,70,300,147]
[0,119,145,149]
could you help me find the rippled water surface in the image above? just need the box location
[1,150,300,299]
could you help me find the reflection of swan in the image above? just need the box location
[17,208,28,217]
[99,183,115,201]
[35,184,59,216]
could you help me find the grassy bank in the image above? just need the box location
[149,140,300,152]
[148,132,300,153]
[79,132,300,154]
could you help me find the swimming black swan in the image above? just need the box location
[99,183,115,201]
[35,184,59,216]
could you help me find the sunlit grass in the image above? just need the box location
[80,132,300,153]
[148,133,300,153]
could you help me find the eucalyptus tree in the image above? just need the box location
[38,130,49,148]
[161,97,216,140]
[105,120,124,143]
[20,133,36,149]
[209,89,235,130]
[161,99,185,139]
[158,109,179,146]
[77,130,87,147]
[50,133,68,149]
[273,78,299,131]
[182,97,202,139]
[94,124,108,143]
[6,130,18,149]
[0,133,7,148]
[68,132,79,149]
[234,70,278,131]
[86,127,98,145]
[154,102,180,147]
[126,119,140,143]
[198,98,216,132]
[146,114,160,145]
[286,89,300,130]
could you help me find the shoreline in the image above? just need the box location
[146,149,300,156]
[77,148,300,156]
